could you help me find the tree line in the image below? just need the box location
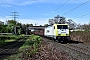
[0,20,33,33]
[0,20,48,34]
[0,15,90,34]
[48,15,90,31]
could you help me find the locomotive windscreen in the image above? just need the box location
[57,25,68,29]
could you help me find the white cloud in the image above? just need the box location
[18,17,90,26]
[0,16,49,26]
[0,16,90,25]
[51,12,55,14]
[18,18,49,26]
[0,18,5,22]
[37,6,42,7]
[0,0,89,6]
[0,16,11,24]
[0,3,12,7]
[20,1,37,5]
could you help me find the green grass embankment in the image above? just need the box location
[0,35,24,46]
[5,34,42,60]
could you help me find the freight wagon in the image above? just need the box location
[28,24,71,42]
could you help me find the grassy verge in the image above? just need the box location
[0,35,24,46]
[5,34,42,60]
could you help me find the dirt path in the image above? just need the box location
[0,37,28,60]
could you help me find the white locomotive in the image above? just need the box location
[44,24,70,42]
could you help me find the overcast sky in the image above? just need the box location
[0,0,90,25]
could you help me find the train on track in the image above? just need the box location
[29,24,71,42]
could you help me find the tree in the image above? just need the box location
[81,24,90,30]
[49,19,53,25]
[17,22,22,26]
[59,17,66,24]
[40,25,42,26]
[49,15,66,25]
[67,19,77,29]
[0,21,4,25]
[48,15,77,29]
[53,19,58,24]
[76,23,82,29]
[44,24,48,27]
[6,20,17,25]
[0,25,6,33]
[5,24,14,33]
[26,24,33,27]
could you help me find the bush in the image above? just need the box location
[70,31,90,43]
[19,34,42,59]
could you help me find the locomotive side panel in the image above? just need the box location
[44,26,54,37]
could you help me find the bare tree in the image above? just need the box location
[67,19,77,29]
[76,23,82,29]
[48,15,77,29]
[59,17,66,24]
[54,15,60,24]
[53,18,58,24]
[49,19,54,25]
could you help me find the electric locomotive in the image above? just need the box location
[44,24,70,42]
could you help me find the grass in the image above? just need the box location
[0,39,15,47]
[0,35,24,47]
[4,53,22,60]
[4,34,42,60]
[5,39,15,42]
[19,34,42,56]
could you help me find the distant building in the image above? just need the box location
[0,21,4,25]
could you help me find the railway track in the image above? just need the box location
[58,43,90,60]
[42,37,90,60]
[62,44,90,55]
[0,36,28,60]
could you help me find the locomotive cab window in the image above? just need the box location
[54,26,55,29]
[57,25,68,29]
[47,30,50,33]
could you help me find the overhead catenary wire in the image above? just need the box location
[46,0,71,18]
[73,8,90,19]
[62,0,90,16]
[0,0,11,13]
[53,0,70,12]
[77,8,90,16]
[0,5,9,15]
[0,0,16,16]
[0,0,15,11]
[0,7,9,16]
[0,0,10,12]
[76,12,90,18]
[0,0,17,21]
[0,0,12,16]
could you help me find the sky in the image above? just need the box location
[0,0,90,26]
